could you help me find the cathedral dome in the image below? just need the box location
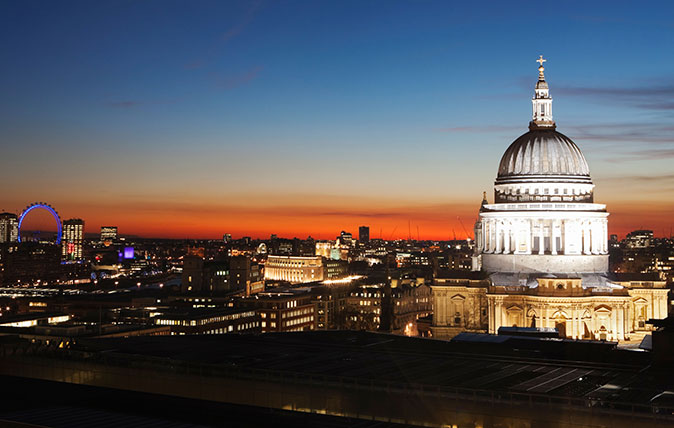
[491,57,595,204]
[497,129,590,178]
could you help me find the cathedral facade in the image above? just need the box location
[431,57,668,343]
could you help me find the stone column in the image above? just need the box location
[489,220,496,253]
[551,220,557,255]
[612,307,618,341]
[581,222,590,254]
[503,222,511,254]
[601,220,608,253]
[488,298,495,334]
[538,220,545,255]
[526,220,533,254]
[495,221,502,254]
[482,220,487,252]
[618,304,625,341]
[570,307,576,339]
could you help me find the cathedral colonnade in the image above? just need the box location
[487,296,632,342]
[477,216,608,256]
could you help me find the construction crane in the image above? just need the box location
[457,216,472,240]
[388,226,397,241]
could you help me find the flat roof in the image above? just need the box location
[63,330,672,409]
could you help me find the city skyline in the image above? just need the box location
[2,1,674,240]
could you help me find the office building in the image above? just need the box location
[100,226,118,242]
[154,308,259,335]
[264,255,324,284]
[230,255,262,294]
[62,219,84,262]
[247,290,315,333]
[0,213,18,243]
[359,226,370,244]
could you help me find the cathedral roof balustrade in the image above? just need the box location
[481,202,606,212]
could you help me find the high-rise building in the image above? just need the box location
[223,233,232,243]
[100,226,118,242]
[624,230,654,249]
[339,231,353,247]
[0,213,19,243]
[62,219,84,262]
[315,241,332,258]
[359,226,370,244]
[181,254,204,293]
[230,255,262,294]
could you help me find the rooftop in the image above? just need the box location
[2,331,673,427]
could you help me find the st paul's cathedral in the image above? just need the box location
[431,57,668,343]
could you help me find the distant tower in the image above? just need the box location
[0,213,19,243]
[100,226,118,242]
[62,219,84,261]
[359,226,370,244]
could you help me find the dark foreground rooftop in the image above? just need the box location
[2,331,673,427]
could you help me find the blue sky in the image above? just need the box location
[1,1,673,238]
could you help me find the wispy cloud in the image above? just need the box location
[435,121,674,147]
[222,0,262,43]
[184,60,205,70]
[566,123,674,144]
[211,65,264,90]
[556,81,674,111]
[618,149,674,161]
[184,1,263,70]
[104,98,181,109]
[107,100,142,108]
[597,173,674,184]
[434,125,519,133]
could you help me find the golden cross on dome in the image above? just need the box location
[536,55,547,66]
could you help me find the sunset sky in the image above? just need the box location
[2,1,673,240]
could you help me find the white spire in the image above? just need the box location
[530,55,555,130]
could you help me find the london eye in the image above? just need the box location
[17,202,63,245]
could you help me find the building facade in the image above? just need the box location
[154,308,259,335]
[431,58,669,343]
[62,219,84,262]
[0,213,19,243]
[100,226,118,242]
[359,226,370,244]
[264,255,324,283]
[247,291,315,333]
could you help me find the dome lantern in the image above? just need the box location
[530,55,555,130]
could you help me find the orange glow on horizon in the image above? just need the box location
[10,199,672,241]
